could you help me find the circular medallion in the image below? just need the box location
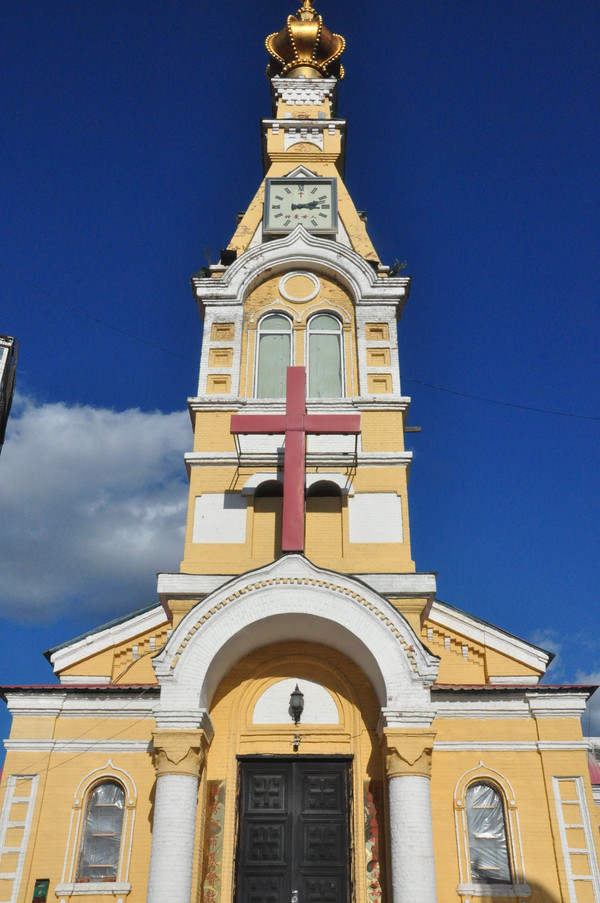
[279,272,320,303]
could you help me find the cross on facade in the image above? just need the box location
[230,367,361,552]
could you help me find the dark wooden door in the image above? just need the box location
[237,759,351,903]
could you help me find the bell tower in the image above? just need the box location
[178,0,429,626]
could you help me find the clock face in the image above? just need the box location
[264,178,337,234]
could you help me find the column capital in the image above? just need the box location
[152,728,210,778]
[383,728,436,779]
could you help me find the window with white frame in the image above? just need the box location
[77,781,125,881]
[465,782,511,885]
[256,314,292,397]
[308,314,343,397]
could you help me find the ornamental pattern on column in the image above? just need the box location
[152,728,208,778]
[384,730,436,780]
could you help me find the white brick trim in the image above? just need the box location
[153,556,439,725]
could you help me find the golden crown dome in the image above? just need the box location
[265,1,345,80]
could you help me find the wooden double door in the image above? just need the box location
[236,758,351,903]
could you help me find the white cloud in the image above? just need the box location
[530,629,564,679]
[0,395,190,622]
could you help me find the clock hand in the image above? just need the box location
[291,201,320,210]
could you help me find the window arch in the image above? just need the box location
[454,765,530,899]
[307,314,343,398]
[256,314,292,398]
[465,782,511,885]
[77,781,125,881]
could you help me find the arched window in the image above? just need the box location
[308,314,343,398]
[256,314,292,397]
[465,783,511,885]
[77,781,125,881]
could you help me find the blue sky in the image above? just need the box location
[1,0,599,750]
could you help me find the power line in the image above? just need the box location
[0,262,196,364]
[405,378,600,422]
[4,261,598,422]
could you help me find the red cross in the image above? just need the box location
[230,367,361,552]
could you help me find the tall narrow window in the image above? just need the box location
[465,783,511,884]
[77,781,125,881]
[256,314,292,397]
[308,314,343,397]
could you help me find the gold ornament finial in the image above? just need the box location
[265,1,345,80]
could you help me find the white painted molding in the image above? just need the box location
[157,570,437,601]
[60,675,112,685]
[191,227,410,311]
[55,883,131,897]
[153,555,439,721]
[526,692,590,718]
[435,741,589,752]
[428,600,551,675]
[279,271,320,302]
[433,697,531,719]
[488,675,540,686]
[49,605,168,674]
[270,77,338,106]
[456,882,531,898]
[4,692,157,720]
[185,450,413,468]
[4,739,151,753]
[187,396,412,413]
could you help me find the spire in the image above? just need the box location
[265,1,346,80]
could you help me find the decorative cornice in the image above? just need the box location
[191,227,410,313]
[184,450,413,468]
[48,605,168,674]
[270,76,338,108]
[427,600,551,675]
[157,571,437,603]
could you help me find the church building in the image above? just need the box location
[1,4,599,903]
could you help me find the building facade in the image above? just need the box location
[1,5,599,903]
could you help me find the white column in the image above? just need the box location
[384,729,437,903]
[388,774,437,903]
[146,729,207,903]
[147,773,199,903]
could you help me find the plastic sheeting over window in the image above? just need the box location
[466,783,511,884]
[77,781,125,881]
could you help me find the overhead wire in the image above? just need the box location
[3,261,599,423]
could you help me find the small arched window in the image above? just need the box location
[256,314,292,397]
[465,783,511,884]
[77,781,125,881]
[308,314,343,398]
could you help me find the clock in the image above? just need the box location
[263,177,338,235]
